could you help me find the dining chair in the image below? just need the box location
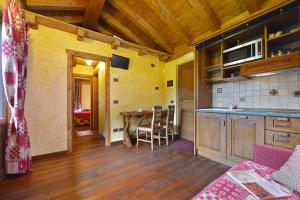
[136,106,162,151]
[161,105,175,146]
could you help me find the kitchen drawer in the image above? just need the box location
[266,117,300,134]
[265,130,300,149]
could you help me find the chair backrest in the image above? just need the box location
[151,106,162,130]
[253,144,293,170]
[166,105,175,127]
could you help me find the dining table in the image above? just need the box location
[120,110,167,147]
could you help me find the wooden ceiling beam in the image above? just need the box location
[51,15,83,24]
[109,0,173,53]
[82,0,105,29]
[95,24,113,36]
[21,10,171,59]
[26,0,87,11]
[142,0,193,45]
[188,0,220,29]
[101,11,148,46]
[241,0,261,14]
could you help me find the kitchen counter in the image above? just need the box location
[196,108,300,118]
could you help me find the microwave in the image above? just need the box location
[223,38,263,67]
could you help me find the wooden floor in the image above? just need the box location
[0,130,229,200]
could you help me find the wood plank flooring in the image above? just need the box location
[0,132,229,200]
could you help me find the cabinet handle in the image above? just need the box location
[274,133,290,143]
[237,115,248,120]
[223,120,226,127]
[273,118,291,128]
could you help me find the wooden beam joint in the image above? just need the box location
[159,54,170,61]
[25,12,38,30]
[111,39,121,50]
[138,49,148,56]
[77,28,86,41]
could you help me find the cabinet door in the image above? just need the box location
[227,115,264,162]
[197,112,226,158]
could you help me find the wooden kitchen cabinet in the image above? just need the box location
[240,53,300,76]
[227,115,265,163]
[197,112,227,159]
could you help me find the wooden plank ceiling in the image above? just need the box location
[23,0,294,58]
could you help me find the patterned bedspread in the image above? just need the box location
[192,160,300,200]
[74,109,90,126]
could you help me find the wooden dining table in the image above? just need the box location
[120,110,167,147]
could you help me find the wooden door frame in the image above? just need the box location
[73,75,93,130]
[66,49,111,153]
[176,59,195,152]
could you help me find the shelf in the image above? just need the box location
[206,64,222,72]
[240,52,300,76]
[267,30,300,46]
[222,76,249,82]
[222,64,240,70]
[205,76,249,82]
[205,77,223,82]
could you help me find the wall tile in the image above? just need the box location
[212,71,300,109]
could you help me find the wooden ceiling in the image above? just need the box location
[21,0,295,58]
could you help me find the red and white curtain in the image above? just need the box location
[74,79,82,110]
[2,0,31,174]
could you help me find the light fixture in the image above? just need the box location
[85,59,93,66]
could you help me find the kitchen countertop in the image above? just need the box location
[196,108,300,118]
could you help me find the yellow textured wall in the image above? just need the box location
[110,51,165,141]
[73,64,94,76]
[98,62,106,138]
[26,25,165,155]
[81,82,91,109]
[163,52,194,127]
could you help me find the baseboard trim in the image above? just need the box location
[32,150,68,161]
[111,140,123,145]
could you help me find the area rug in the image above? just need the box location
[170,139,194,154]
[76,130,93,137]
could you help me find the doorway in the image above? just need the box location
[73,75,93,136]
[66,50,111,153]
[177,60,194,142]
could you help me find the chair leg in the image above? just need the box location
[171,128,174,141]
[151,131,154,151]
[136,129,139,148]
[158,131,161,146]
[166,128,169,146]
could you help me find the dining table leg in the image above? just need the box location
[123,115,133,147]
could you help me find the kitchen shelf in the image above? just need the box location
[267,30,300,46]
[205,77,223,82]
[206,64,222,72]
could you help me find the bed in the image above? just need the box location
[74,109,91,126]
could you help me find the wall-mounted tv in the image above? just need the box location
[111,54,130,70]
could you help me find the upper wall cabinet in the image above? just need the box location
[195,2,300,84]
[240,52,300,76]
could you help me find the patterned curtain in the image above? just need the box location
[74,79,82,110]
[2,0,31,174]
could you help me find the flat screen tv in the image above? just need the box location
[111,54,129,70]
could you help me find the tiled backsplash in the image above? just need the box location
[212,71,300,109]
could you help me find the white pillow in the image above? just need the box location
[272,145,300,193]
